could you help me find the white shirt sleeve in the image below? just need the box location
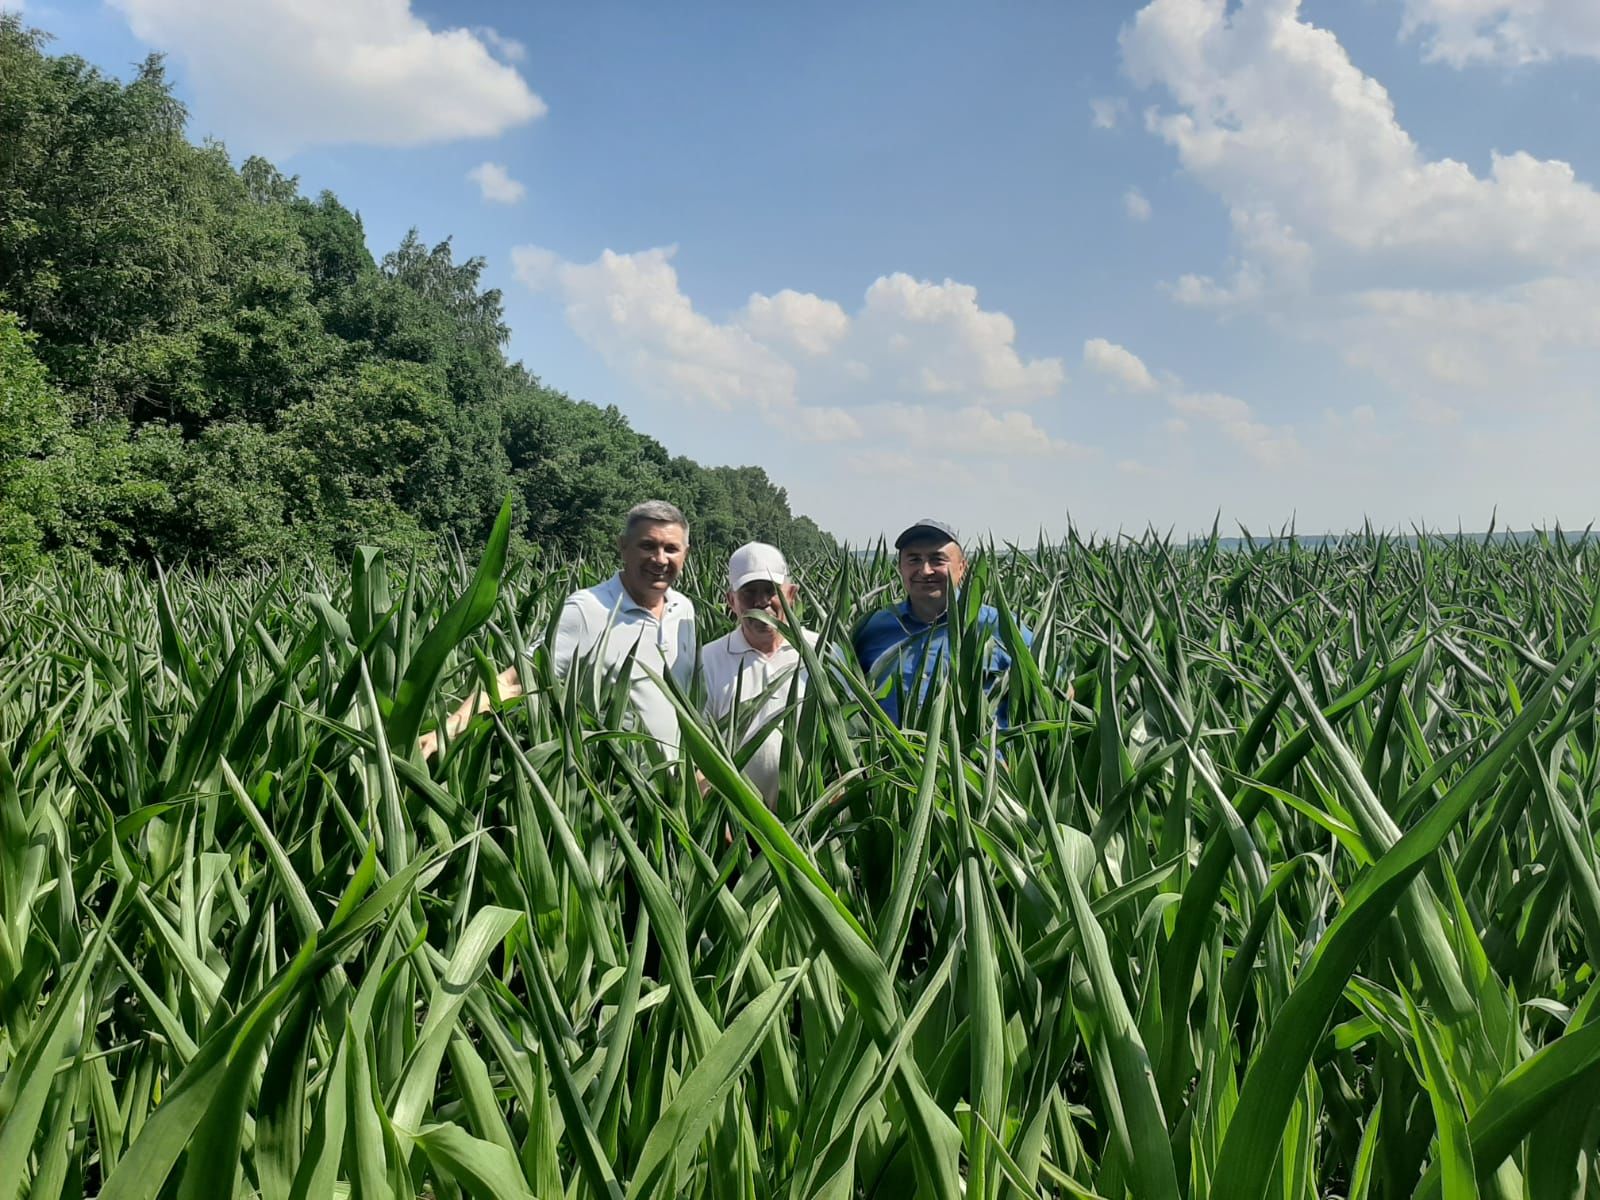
[550,598,590,680]
[673,609,698,689]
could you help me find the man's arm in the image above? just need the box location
[419,596,591,759]
[417,664,525,760]
[851,611,883,673]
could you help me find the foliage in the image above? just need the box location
[0,310,68,566]
[0,14,832,568]
[3,527,1600,1198]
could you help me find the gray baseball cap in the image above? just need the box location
[894,518,960,550]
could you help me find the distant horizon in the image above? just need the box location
[833,520,1600,552]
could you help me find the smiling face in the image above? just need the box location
[729,579,798,645]
[617,521,688,610]
[898,538,966,621]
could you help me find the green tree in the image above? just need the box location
[281,361,450,557]
[0,310,68,565]
[0,24,209,392]
[44,421,180,563]
[292,190,375,300]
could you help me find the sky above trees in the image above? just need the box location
[21,0,1600,542]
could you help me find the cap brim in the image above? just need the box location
[894,524,957,549]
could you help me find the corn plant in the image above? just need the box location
[3,512,1600,1199]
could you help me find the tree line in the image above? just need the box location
[0,17,833,570]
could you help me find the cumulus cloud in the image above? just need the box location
[739,290,850,357]
[512,243,1072,451]
[1123,187,1153,222]
[1122,0,1600,421]
[512,245,802,416]
[855,274,1065,402]
[467,162,526,204]
[1083,338,1158,391]
[1083,333,1299,465]
[1090,96,1128,128]
[108,0,546,153]
[1401,0,1600,66]
[1123,0,1600,283]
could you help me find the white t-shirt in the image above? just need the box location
[550,573,697,753]
[699,625,817,805]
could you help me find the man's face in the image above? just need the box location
[729,579,794,633]
[618,521,688,599]
[898,539,965,610]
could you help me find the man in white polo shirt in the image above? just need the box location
[551,500,696,753]
[419,499,697,758]
[699,542,817,807]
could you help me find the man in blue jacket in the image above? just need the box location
[852,518,1034,727]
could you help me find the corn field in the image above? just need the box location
[3,506,1600,1199]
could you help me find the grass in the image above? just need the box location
[2,514,1600,1198]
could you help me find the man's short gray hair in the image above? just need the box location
[621,500,689,541]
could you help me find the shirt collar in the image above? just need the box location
[895,597,947,631]
[728,624,797,660]
[606,572,683,617]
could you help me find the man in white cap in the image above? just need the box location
[698,542,818,807]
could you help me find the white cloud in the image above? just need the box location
[1123,187,1153,222]
[513,243,1067,449]
[1123,0,1600,423]
[1401,0,1600,66]
[739,290,850,357]
[1090,96,1129,128]
[467,161,526,205]
[1340,276,1600,406]
[1083,338,1158,391]
[1082,333,1299,466]
[1123,0,1600,282]
[108,0,546,153]
[510,238,1329,503]
[473,25,527,62]
[856,274,1065,403]
[511,245,801,416]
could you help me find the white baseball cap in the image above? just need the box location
[727,542,791,591]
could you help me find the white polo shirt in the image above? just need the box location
[699,625,818,805]
[550,573,697,753]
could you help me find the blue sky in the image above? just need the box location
[14,0,1600,543]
